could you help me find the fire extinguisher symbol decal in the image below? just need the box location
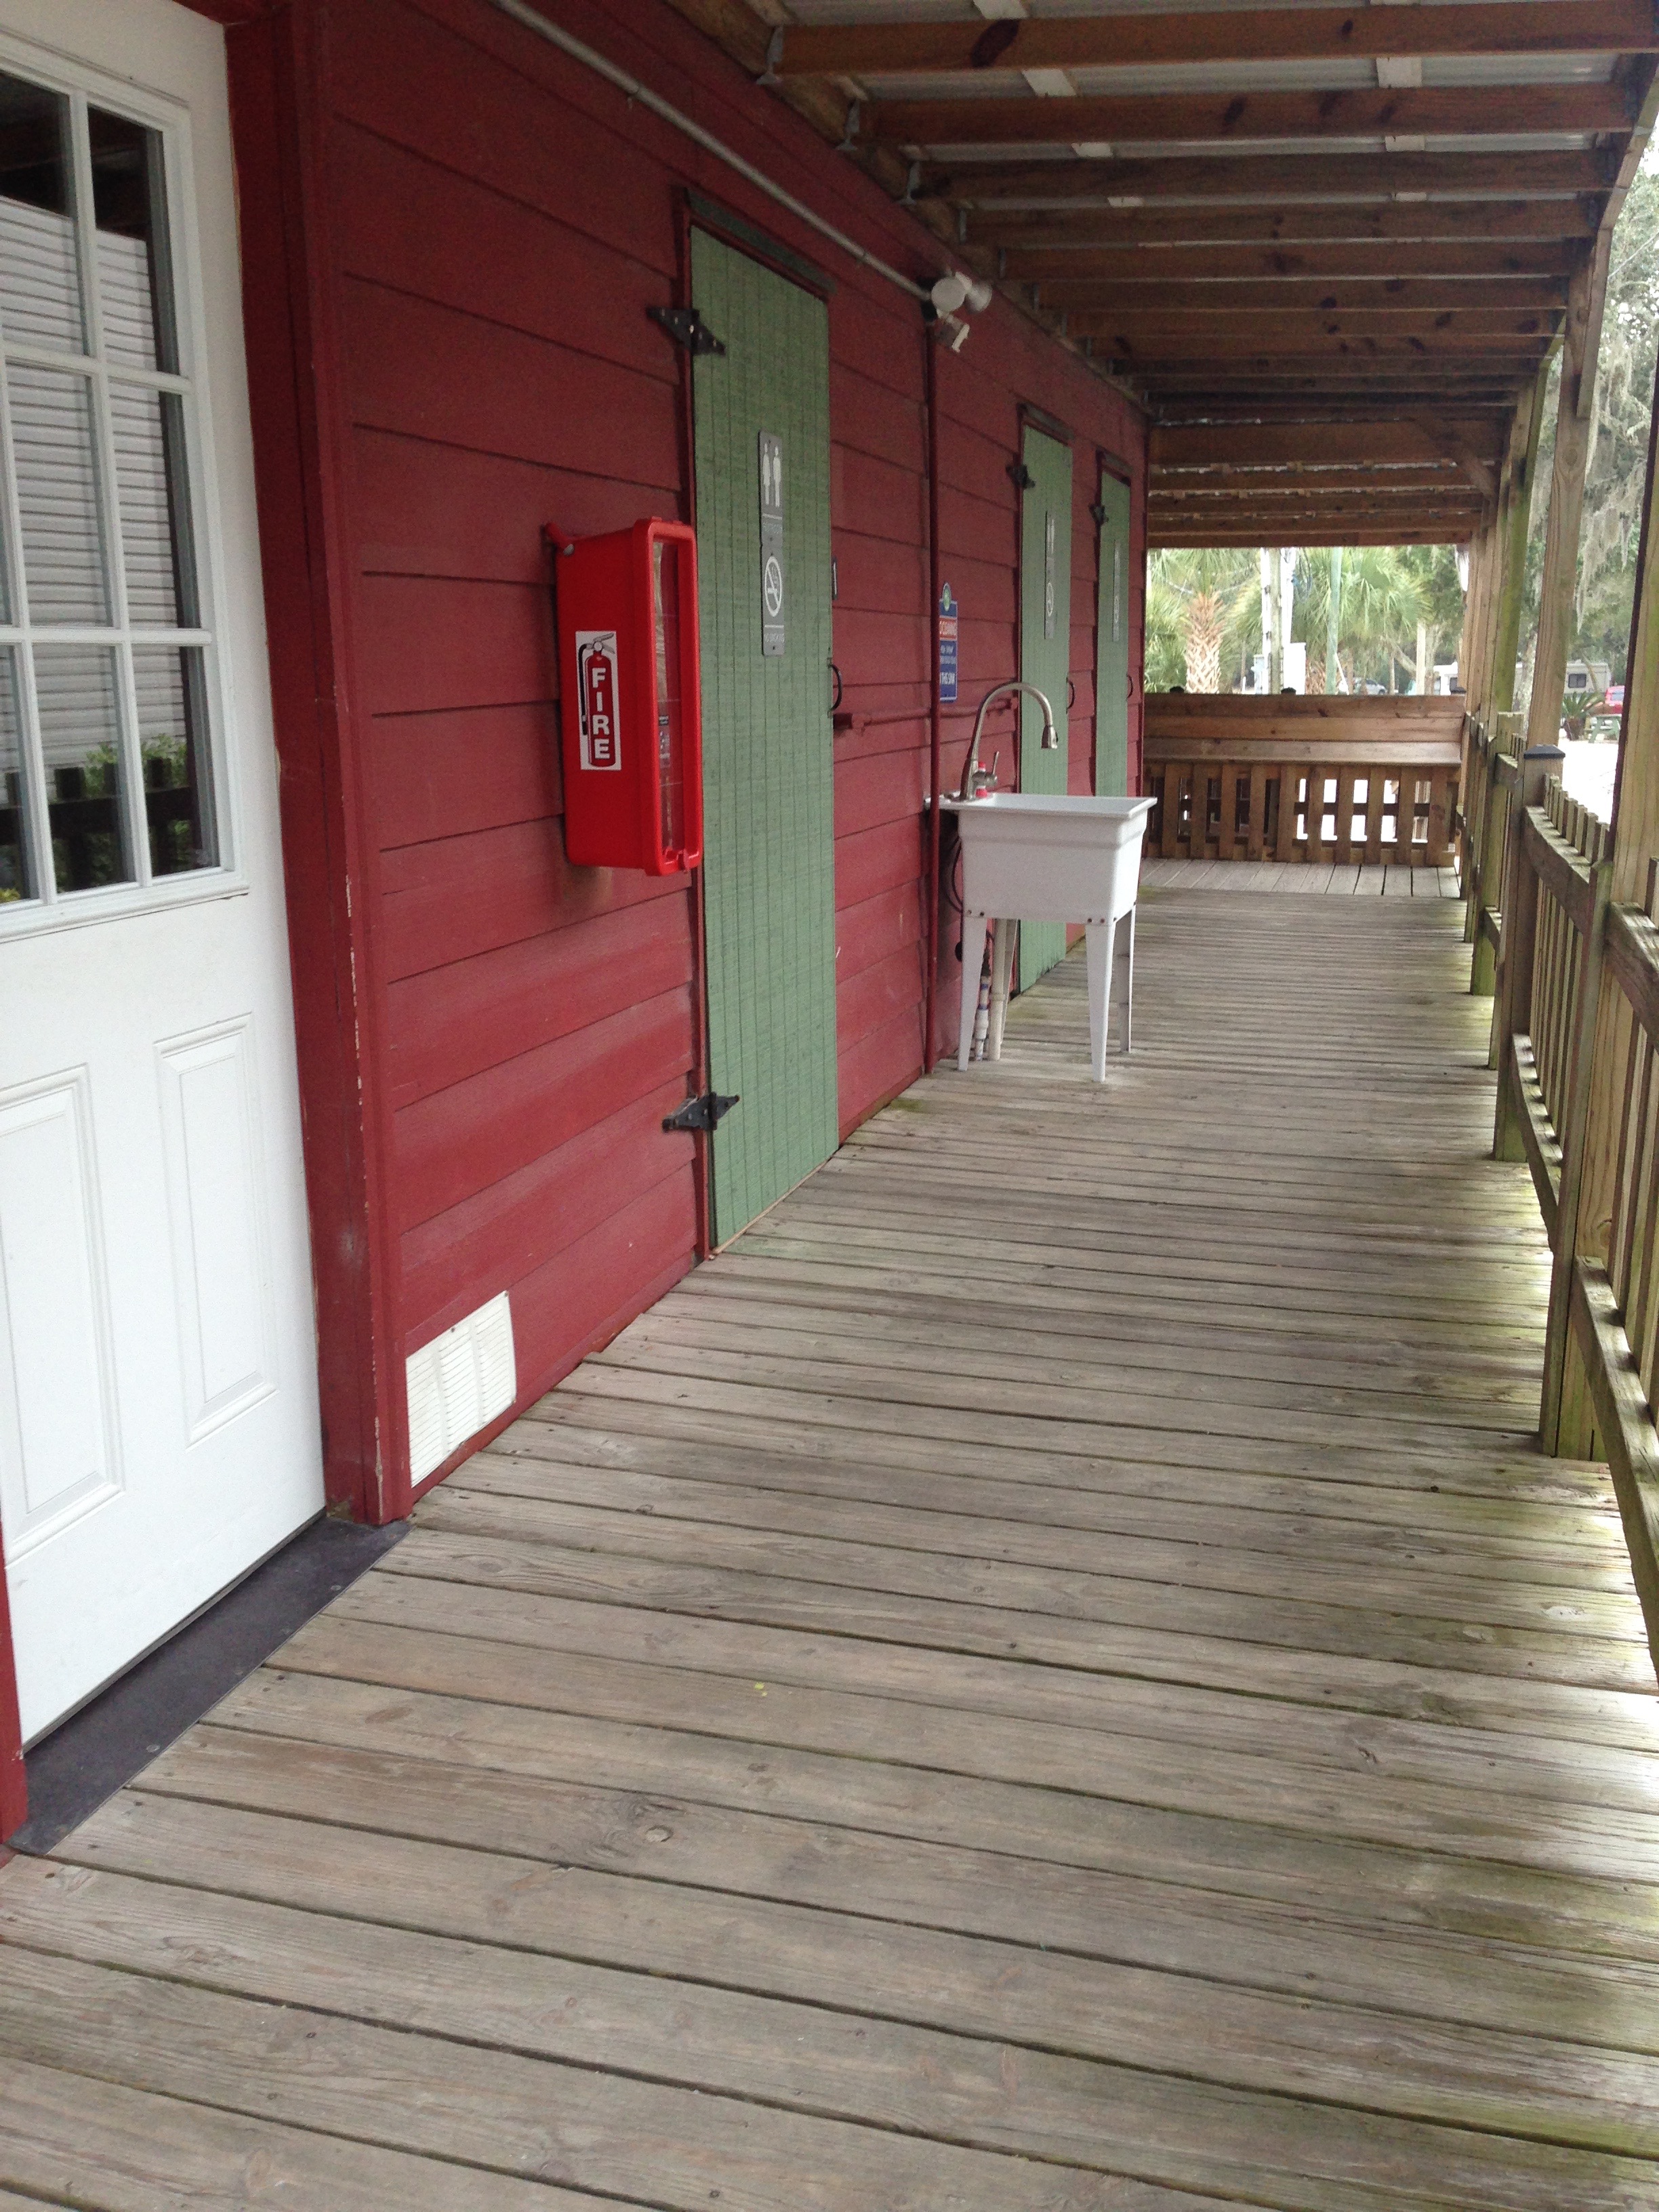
[575,631,623,771]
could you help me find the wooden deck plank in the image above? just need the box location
[50,1788,1659,2057]
[470,1433,1625,1566]
[7,1858,1659,2173]
[4,883,1658,2207]
[0,2051,630,2211]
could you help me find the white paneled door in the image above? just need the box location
[0,1,321,1740]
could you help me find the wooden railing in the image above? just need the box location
[1458,710,1528,994]
[1143,694,1462,865]
[1489,747,1659,1652]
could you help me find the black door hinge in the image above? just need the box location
[663,1091,740,1134]
[648,305,726,356]
[1008,461,1036,491]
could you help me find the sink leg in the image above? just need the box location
[989,920,1015,1060]
[1112,905,1136,1056]
[958,912,990,1070]
[1086,920,1113,1081]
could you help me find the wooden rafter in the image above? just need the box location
[778,3,1659,78]
[1152,422,1504,468]
[972,203,1607,250]
[935,151,1615,206]
[664,0,1656,506]
[1002,245,1580,284]
[864,85,1635,150]
[1151,465,1475,491]
[1040,280,1568,315]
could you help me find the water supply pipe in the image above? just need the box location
[956,681,1058,801]
[924,333,943,1072]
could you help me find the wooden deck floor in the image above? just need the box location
[1140,858,1462,896]
[5,887,1659,2211]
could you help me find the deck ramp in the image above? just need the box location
[2,885,1658,2210]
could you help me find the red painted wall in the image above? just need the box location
[228,0,1147,1518]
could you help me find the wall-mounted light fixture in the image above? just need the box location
[925,270,995,351]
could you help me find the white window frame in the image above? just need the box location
[0,26,244,940]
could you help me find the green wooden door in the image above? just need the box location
[1094,470,1132,796]
[691,229,838,1244]
[1019,424,1072,989]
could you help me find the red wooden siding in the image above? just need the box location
[227,0,1147,1518]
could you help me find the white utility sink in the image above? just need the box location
[941,792,1155,1081]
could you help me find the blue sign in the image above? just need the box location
[938,581,958,705]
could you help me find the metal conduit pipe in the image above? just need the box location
[924,329,942,1073]
[485,0,933,303]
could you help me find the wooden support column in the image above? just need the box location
[1460,525,1487,710]
[1526,256,1603,756]
[1551,363,1659,1454]
[1492,364,1551,722]
[1471,373,1549,993]
[1465,502,1500,726]
[1460,514,1498,943]
[1493,745,1561,1161]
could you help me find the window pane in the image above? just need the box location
[9,362,109,623]
[35,642,131,891]
[89,108,176,375]
[0,650,31,901]
[112,384,197,626]
[134,644,215,876]
[0,73,83,355]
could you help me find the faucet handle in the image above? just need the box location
[972,748,1000,796]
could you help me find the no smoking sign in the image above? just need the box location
[758,430,785,657]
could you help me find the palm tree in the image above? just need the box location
[1294,546,1427,692]
[1146,548,1260,692]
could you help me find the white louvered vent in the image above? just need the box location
[406,1291,516,1484]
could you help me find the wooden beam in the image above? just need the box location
[1084,325,1557,361]
[1151,491,1486,518]
[1152,421,1504,470]
[1151,466,1476,494]
[1003,243,1580,285]
[783,3,1659,77]
[1152,524,1474,545]
[865,85,1635,150]
[940,150,1613,207]
[1042,279,1567,316]
[1152,498,1487,524]
[1147,375,1533,395]
[1153,400,1519,422]
[1086,304,1557,331]
[974,201,1606,250]
[1152,469,1483,493]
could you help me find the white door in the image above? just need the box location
[0,0,323,1741]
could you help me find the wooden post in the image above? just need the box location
[1465,502,1502,727]
[1493,747,1562,1161]
[1551,348,1659,1456]
[1489,365,1551,724]
[1526,259,1602,758]
[1471,376,1551,994]
[1460,527,1496,945]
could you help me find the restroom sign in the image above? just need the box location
[758,430,785,657]
[938,582,958,705]
[575,630,621,770]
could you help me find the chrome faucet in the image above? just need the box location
[956,680,1058,800]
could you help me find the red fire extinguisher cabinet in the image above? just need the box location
[552,516,703,875]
